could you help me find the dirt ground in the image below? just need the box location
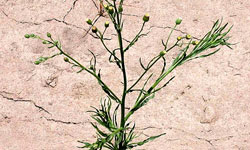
[0,0,250,150]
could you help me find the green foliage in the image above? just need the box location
[24,0,233,149]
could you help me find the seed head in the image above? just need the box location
[64,57,69,62]
[105,21,110,28]
[108,6,114,14]
[186,34,192,39]
[175,18,182,25]
[103,4,108,9]
[143,13,150,22]
[177,36,182,41]
[192,40,199,45]
[92,26,98,33]
[160,50,167,56]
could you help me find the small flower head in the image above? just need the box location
[186,34,192,39]
[92,26,98,33]
[24,34,30,38]
[159,50,167,56]
[105,21,110,28]
[64,57,69,62]
[47,32,51,38]
[192,40,199,45]
[177,36,182,41]
[143,13,150,22]
[175,18,182,25]
[108,6,114,14]
[103,4,108,9]
[86,18,92,25]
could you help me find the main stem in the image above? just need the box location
[118,29,127,150]
[114,5,127,149]
[119,29,127,129]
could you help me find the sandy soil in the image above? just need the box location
[0,0,250,149]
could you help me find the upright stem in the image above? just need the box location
[113,2,127,149]
[118,29,127,133]
[119,30,126,128]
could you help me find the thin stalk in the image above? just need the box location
[124,22,146,52]
[127,56,161,92]
[127,42,179,93]
[98,34,121,62]
[165,24,177,50]
[55,44,121,103]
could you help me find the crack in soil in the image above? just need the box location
[44,17,107,40]
[0,91,51,115]
[165,126,235,149]
[63,0,79,21]
[43,117,86,125]
[44,18,84,30]
[1,10,41,25]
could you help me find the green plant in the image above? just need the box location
[24,0,233,149]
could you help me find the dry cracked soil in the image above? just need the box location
[0,0,250,150]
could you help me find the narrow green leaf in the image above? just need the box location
[128,133,166,148]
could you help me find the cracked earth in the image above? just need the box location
[0,0,250,150]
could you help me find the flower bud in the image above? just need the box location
[177,36,182,41]
[86,18,92,25]
[175,18,182,25]
[192,40,199,45]
[143,13,150,22]
[42,41,48,44]
[34,61,40,65]
[47,32,51,38]
[92,26,98,33]
[30,34,35,38]
[104,21,110,28]
[64,57,69,62]
[118,6,123,13]
[160,50,167,56]
[186,34,192,39]
[24,34,30,38]
[108,6,114,14]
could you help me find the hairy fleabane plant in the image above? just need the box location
[24,0,233,149]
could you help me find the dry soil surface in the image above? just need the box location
[0,0,250,150]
